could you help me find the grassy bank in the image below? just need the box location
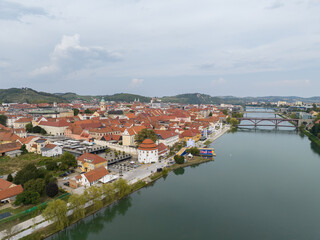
[18,156,213,240]
[301,128,320,148]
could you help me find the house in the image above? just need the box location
[122,126,145,146]
[77,153,108,172]
[154,130,179,147]
[138,139,159,164]
[179,129,201,142]
[158,143,169,157]
[0,142,22,157]
[13,117,32,129]
[0,179,23,203]
[41,144,63,157]
[70,166,117,188]
[38,120,70,136]
[33,138,49,154]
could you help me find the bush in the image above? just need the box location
[7,173,13,182]
[24,178,45,195]
[13,164,40,186]
[186,147,200,156]
[14,191,40,205]
[20,144,28,154]
[174,155,185,164]
[46,182,59,198]
[45,160,58,171]
[59,152,77,168]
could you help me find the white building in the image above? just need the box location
[138,139,159,164]
[41,144,63,157]
[71,166,117,188]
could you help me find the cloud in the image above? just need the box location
[31,34,122,76]
[0,59,10,69]
[0,1,46,21]
[130,78,144,87]
[211,78,226,86]
[265,0,284,9]
[198,63,215,70]
[257,79,311,87]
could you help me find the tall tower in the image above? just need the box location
[100,97,106,111]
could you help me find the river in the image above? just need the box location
[48,109,320,240]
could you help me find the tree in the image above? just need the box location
[0,114,7,126]
[208,112,213,117]
[222,109,228,115]
[24,178,45,195]
[42,199,68,231]
[45,160,58,171]
[230,118,239,127]
[20,144,28,155]
[25,123,33,133]
[59,152,77,168]
[134,129,158,145]
[73,108,79,116]
[14,191,40,205]
[84,185,102,211]
[186,147,200,156]
[68,194,86,220]
[113,179,131,199]
[174,155,185,164]
[84,109,93,114]
[7,174,13,182]
[226,116,231,124]
[13,164,40,186]
[102,183,115,203]
[45,182,59,198]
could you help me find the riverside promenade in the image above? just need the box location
[0,125,230,240]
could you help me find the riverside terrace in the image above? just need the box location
[45,136,107,157]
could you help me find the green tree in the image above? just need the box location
[42,199,68,231]
[69,194,86,220]
[102,183,115,203]
[25,122,33,133]
[222,109,228,115]
[0,114,7,126]
[174,155,185,164]
[84,185,102,211]
[230,118,239,127]
[24,178,45,195]
[226,116,231,124]
[59,152,77,168]
[208,112,213,117]
[186,147,200,156]
[14,191,40,205]
[113,178,131,199]
[84,109,93,114]
[134,129,158,145]
[45,160,58,171]
[45,182,59,198]
[20,144,28,155]
[7,173,13,182]
[13,164,40,186]
[73,108,80,116]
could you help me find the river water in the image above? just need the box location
[48,109,320,240]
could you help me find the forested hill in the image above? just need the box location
[1,88,320,104]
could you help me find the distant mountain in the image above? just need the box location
[0,88,64,103]
[161,93,224,104]
[1,88,320,104]
[103,93,151,103]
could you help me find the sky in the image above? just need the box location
[0,0,320,97]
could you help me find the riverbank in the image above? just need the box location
[4,156,214,240]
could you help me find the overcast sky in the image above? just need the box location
[0,0,320,97]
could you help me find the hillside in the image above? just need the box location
[161,93,224,104]
[0,88,65,103]
[104,93,151,103]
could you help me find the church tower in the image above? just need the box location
[100,97,106,111]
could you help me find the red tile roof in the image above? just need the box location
[138,139,158,151]
[84,166,109,183]
[0,184,23,201]
[77,153,108,165]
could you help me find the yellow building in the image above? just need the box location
[77,153,108,172]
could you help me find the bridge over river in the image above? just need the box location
[237,117,300,128]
